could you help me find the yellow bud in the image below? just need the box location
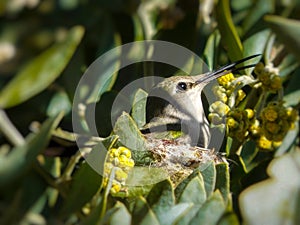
[219,92,228,103]
[245,109,255,119]
[257,136,273,150]
[110,148,120,158]
[104,162,113,176]
[126,159,135,168]
[119,147,132,158]
[287,108,298,122]
[270,76,282,90]
[237,90,246,102]
[113,157,120,166]
[272,141,282,148]
[115,168,128,182]
[227,117,239,129]
[208,113,223,125]
[218,73,235,86]
[249,120,261,136]
[110,182,121,194]
[118,155,128,165]
[102,177,108,187]
[210,101,230,116]
[213,86,226,95]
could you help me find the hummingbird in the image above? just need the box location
[141,54,260,149]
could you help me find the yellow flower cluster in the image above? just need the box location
[226,108,255,142]
[257,136,282,150]
[209,101,256,142]
[254,62,282,92]
[260,101,297,142]
[247,101,298,150]
[209,71,298,150]
[217,72,235,88]
[214,73,246,105]
[248,119,281,150]
[209,73,250,142]
[103,146,135,194]
[208,101,230,125]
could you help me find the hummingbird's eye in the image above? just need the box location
[177,82,187,91]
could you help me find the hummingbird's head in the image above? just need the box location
[146,75,209,126]
[145,54,261,124]
[155,75,204,99]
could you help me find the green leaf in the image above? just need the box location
[175,171,198,201]
[109,202,131,225]
[178,174,206,204]
[243,29,269,74]
[200,161,216,198]
[0,26,84,108]
[231,0,252,11]
[147,179,175,206]
[216,0,243,61]
[225,137,233,156]
[131,88,148,128]
[147,179,175,224]
[217,212,240,225]
[176,174,207,225]
[137,0,176,39]
[132,196,160,225]
[125,167,169,187]
[143,179,191,225]
[225,154,246,194]
[0,113,63,187]
[283,68,300,107]
[85,36,121,104]
[0,171,49,225]
[20,173,48,213]
[47,90,71,117]
[60,161,102,216]
[241,0,274,33]
[240,149,300,225]
[132,14,145,41]
[113,111,147,151]
[203,30,221,70]
[284,90,300,107]
[215,163,230,203]
[240,140,259,172]
[162,203,191,225]
[189,190,226,225]
[264,15,300,62]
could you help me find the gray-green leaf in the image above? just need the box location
[240,149,300,225]
[0,26,84,108]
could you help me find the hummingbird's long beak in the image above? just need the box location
[194,54,261,84]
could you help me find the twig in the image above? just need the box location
[0,108,25,146]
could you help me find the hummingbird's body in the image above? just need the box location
[141,54,260,149]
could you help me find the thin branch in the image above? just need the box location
[0,108,25,146]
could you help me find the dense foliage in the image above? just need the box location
[0,0,299,224]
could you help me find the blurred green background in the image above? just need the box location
[0,0,300,224]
